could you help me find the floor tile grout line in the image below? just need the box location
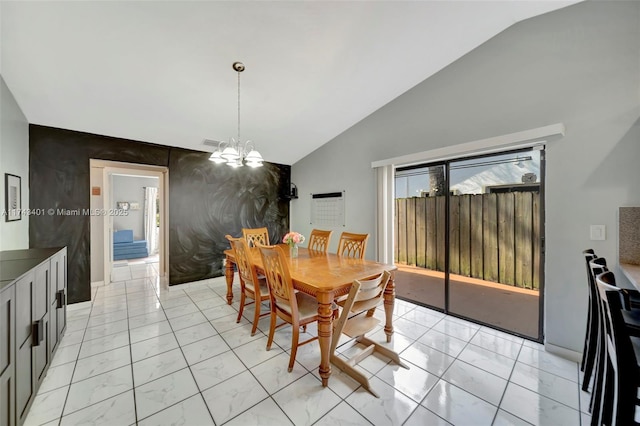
[50,279,106,426]
[193,278,353,425]
[46,266,582,426]
[398,317,519,423]
[132,370,202,425]
[160,287,219,424]
[490,338,528,425]
[125,276,145,425]
[509,361,585,410]
[514,351,581,384]
[81,270,169,424]
[412,314,579,421]
[360,306,441,426]
[53,388,134,423]
[417,322,483,418]
[177,282,312,424]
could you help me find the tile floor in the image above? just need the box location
[25,261,592,426]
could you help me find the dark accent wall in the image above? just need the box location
[168,148,289,284]
[29,125,290,303]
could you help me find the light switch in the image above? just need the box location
[590,225,606,241]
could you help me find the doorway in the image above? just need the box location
[89,160,169,287]
[110,174,160,281]
[393,148,544,340]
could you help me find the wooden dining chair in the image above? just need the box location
[308,229,332,253]
[337,232,368,259]
[258,244,319,372]
[226,235,270,336]
[330,270,408,397]
[242,227,270,248]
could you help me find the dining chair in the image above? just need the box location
[589,258,640,334]
[593,271,640,426]
[242,227,270,247]
[258,244,319,372]
[337,232,368,259]
[587,259,640,420]
[591,258,640,310]
[226,235,270,336]
[308,229,332,253]
[581,249,599,392]
[330,270,408,397]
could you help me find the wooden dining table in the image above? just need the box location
[223,245,397,386]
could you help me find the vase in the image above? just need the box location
[290,244,298,259]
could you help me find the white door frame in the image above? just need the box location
[372,123,564,267]
[90,160,169,285]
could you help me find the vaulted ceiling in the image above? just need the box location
[1,1,579,165]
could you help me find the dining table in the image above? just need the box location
[223,245,397,386]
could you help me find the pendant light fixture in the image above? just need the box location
[209,61,263,168]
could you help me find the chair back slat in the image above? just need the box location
[329,269,406,397]
[353,275,386,302]
[336,271,391,330]
[589,257,608,277]
[308,229,332,253]
[227,235,262,296]
[259,244,319,373]
[259,245,297,317]
[243,227,270,247]
[584,251,597,286]
[337,232,369,259]
[581,250,600,394]
[349,272,390,313]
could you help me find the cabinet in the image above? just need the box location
[49,250,67,356]
[0,247,67,426]
[15,271,34,423]
[1,285,16,426]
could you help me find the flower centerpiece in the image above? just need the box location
[282,231,305,258]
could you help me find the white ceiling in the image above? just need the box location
[1,1,578,165]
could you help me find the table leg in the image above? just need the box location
[383,273,396,343]
[317,292,334,387]
[225,256,235,305]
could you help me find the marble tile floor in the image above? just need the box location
[26,262,592,426]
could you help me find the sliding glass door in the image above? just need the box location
[394,163,446,310]
[393,148,544,340]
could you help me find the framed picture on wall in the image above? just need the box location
[5,173,21,222]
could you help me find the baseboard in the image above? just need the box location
[91,281,105,288]
[166,275,229,291]
[209,275,228,285]
[67,300,92,311]
[167,277,211,291]
[544,342,582,363]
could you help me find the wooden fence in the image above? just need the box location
[395,192,540,290]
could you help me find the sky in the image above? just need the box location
[395,150,541,198]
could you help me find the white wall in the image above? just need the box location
[0,75,29,250]
[112,175,158,240]
[291,1,640,353]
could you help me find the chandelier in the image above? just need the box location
[209,62,263,168]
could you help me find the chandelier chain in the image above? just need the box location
[237,70,241,143]
[208,60,263,167]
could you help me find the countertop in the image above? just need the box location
[620,263,640,291]
[0,248,63,290]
